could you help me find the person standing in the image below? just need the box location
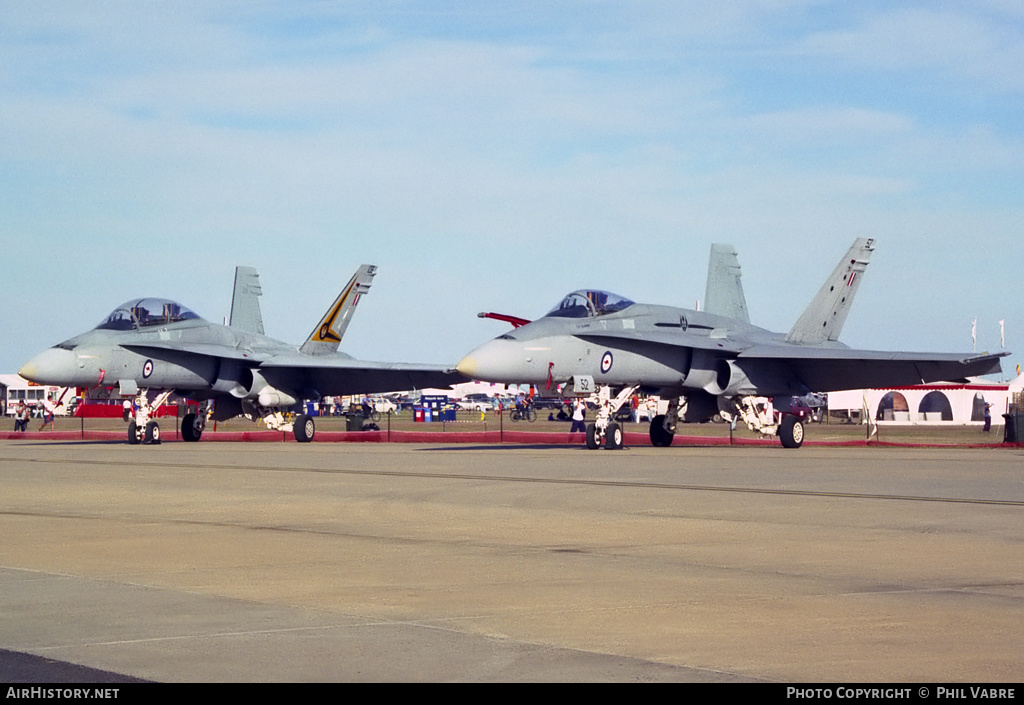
[570,398,587,434]
[645,397,657,422]
[14,401,30,432]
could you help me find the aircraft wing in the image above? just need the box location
[259,354,466,396]
[571,329,1005,391]
[738,345,1008,391]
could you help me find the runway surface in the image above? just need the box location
[2,439,1023,682]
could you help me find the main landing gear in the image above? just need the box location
[241,400,316,443]
[181,401,212,442]
[644,394,805,449]
[649,397,680,447]
[721,396,805,449]
[777,414,805,449]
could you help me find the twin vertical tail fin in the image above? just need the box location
[300,264,377,355]
[229,266,265,335]
[785,238,875,344]
[703,243,750,324]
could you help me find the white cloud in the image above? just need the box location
[796,7,1024,93]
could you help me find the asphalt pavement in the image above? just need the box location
[2,439,1022,682]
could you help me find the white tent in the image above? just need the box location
[828,375,1024,426]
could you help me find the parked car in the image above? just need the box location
[781,394,826,423]
[456,395,497,412]
[532,396,569,410]
[372,397,398,414]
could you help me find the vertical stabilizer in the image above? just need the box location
[704,243,749,323]
[300,264,377,355]
[786,238,875,344]
[229,266,265,335]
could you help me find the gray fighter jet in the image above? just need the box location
[19,265,463,444]
[457,239,1007,449]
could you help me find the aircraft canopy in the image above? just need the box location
[95,298,203,331]
[544,290,635,319]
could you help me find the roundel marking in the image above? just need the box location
[600,351,614,374]
[143,359,154,378]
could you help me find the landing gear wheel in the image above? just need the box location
[127,421,140,445]
[294,414,315,443]
[144,421,161,445]
[779,415,804,449]
[649,414,674,447]
[181,413,203,442]
[585,423,600,450]
[604,422,623,450]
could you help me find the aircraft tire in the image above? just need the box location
[604,422,623,450]
[585,423,601,450]
[181,413,202,442]
[127,421,140,445]
[649,415,674,447]
[779,415,804,449]
[295,414,315,443]
[145,421,161,445]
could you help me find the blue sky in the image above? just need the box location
[2,1,1022,377]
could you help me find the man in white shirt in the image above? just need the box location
[570,398,586,433]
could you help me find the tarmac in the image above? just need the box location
[1,438,1023,682]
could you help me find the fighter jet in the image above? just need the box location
[457,239,1007,449]
[19,265,463,444]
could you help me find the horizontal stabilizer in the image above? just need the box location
[786,238,874,345]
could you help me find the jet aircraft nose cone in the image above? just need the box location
[455,354,477,378]
[457,338,538,383]
[18,347,78,385]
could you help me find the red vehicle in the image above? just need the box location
[780,395,825,423]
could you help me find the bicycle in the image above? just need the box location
[509,403,537,422]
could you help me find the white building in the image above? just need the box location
[828,375,1024,426]
[0,374,74,416]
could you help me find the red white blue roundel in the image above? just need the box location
[143,359,154,378]
[600,351,614,374]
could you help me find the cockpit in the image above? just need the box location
[543,290,635,319]
[94,298,203,331]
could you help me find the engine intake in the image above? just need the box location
[230,368,300,408]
